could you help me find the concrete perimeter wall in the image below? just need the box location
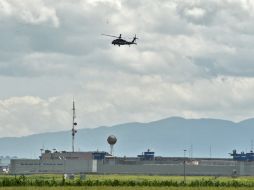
[97,160,254,176]
[9,159,254,176]
[10,159,97,174]
[97,162,236,176]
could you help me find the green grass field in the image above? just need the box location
[2,174,254,182]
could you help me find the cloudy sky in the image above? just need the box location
[1,0,254,137]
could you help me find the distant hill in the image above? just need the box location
[0,117,253,158]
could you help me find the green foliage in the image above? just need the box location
[1,187,254,190]
[1,174,254,188]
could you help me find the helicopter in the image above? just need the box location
[102,34,138,46]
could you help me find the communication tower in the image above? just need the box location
[72,100,78,152]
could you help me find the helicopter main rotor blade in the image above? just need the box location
[101,34,119,38]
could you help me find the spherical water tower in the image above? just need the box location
[107,135,117,155]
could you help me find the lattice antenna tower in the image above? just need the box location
[72,99,78,152]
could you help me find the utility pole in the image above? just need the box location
[251,140,253,152]
[183,149,187,183]
[72,100,77,152]
[209,145,212,159]
[189,144,193,159]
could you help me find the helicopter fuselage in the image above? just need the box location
[102,33,138,46]
[112,39,137,46]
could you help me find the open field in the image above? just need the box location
[2,174,254,182]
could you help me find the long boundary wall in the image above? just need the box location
[9,159,254,176]
[98,164,237,176]
[10,159,97,174]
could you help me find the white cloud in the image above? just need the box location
[0,96,71,137]
[184,7,206,19]
[0,0,254,137]
[1,75,254,137]
[0,0,59,27]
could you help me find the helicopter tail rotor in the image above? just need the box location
[132,34,138,43]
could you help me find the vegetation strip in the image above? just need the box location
[1,176,254,187]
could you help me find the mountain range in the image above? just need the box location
[1,117,254,158]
